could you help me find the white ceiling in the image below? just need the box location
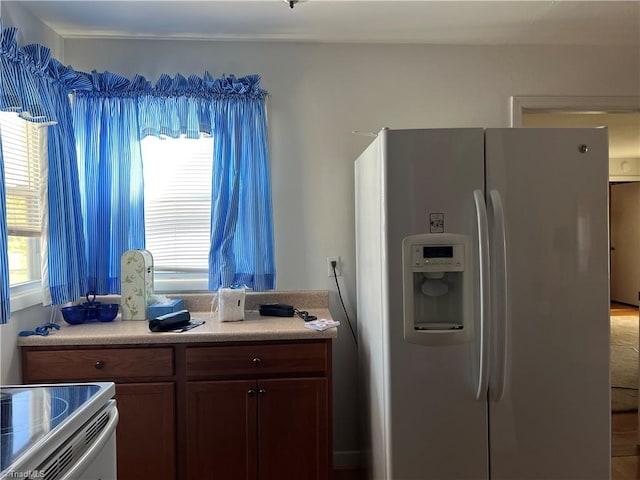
[12,0,640,45]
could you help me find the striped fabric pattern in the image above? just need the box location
[0,25,22,112]
[44,60,90,303]
[0,126,10,323]
[1,20,88,309]
[208,95,275,291]
[73,87,146,294]
[0,23,57,123]
[74,71,274,292]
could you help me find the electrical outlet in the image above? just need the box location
[327,256,341,277]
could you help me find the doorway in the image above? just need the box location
[611,182,640,306]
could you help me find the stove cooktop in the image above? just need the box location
[0,383,112,475]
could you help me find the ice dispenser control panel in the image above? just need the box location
[403,233,471,346]
[411,244,465,273]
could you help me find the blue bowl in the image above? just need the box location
[61,306,88,325]
[96,304,119,322]
[81,303,98,320]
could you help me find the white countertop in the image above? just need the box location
[17,309,337,346]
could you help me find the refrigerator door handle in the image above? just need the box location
[473,189,491,400]
[489,190,508,402]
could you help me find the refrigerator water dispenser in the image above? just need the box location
[402,233,471,345]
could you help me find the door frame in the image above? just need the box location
[510,96,640,127]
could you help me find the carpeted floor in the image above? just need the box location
[611,314,640,412]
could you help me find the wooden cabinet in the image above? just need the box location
[21,346,176,480]
[21,339,332,480]
[185,341,332,480]
[115,382,176,479]
[187,377,328,480]
[187,380,258,479]
[257,377,329,480]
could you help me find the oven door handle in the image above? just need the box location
[60,402,119,480]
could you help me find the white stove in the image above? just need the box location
[0,382,118,480]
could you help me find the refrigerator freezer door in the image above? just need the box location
[382,129,489,479]
[485,128,610,479]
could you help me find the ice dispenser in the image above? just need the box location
[402,233,471,345]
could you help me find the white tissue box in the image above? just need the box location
[218,288,246,322]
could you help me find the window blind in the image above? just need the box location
[141,135,213,273]
[0,112,42,238]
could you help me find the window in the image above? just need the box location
[141,135,213,291]
[0,111,43,288]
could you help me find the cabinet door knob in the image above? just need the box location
[248,389,257,397]
[258,388,266,396]
[94,361,105,370]
[252,357,261,365]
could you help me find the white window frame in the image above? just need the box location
[141,135,214,292]
[1,112,47,312]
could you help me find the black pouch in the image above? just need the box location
[149,310,191,332]
[259,303,295,317]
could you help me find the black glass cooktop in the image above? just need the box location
[0,384,101,473]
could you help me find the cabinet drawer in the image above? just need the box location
[23,347,174,382]
[186,342,328,379]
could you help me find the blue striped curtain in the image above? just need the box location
[73,72,145,294]
[44,59,90,302]
[208,94,275,290]
[0,128,10,323]
[136,72,275,291]
[74,71,274,293]
[1,20,87,309]
[139,72,276,290]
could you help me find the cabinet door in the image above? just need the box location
[115,382,176,480]
[187,380,258,480]
[258,377,329,480]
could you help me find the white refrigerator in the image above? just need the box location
[355,128,610,480]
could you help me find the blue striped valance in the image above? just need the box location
[0,21,57,123]
[70,71,267,99]
[71,71,267,139]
